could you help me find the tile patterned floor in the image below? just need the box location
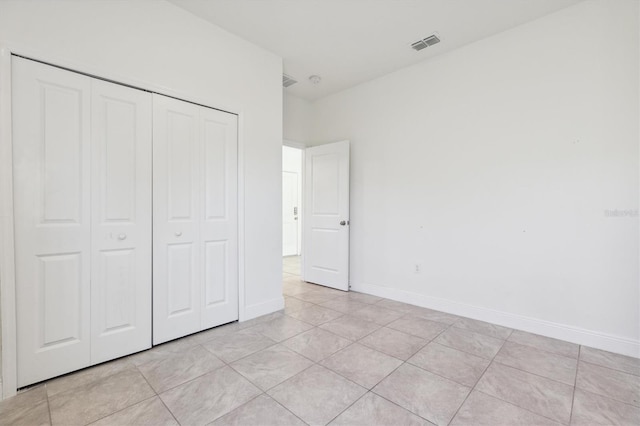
[1,256,639,425]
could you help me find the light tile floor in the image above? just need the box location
[2,256,639,425]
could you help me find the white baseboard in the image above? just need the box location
[241,296,285,322]
[351,281,640,358]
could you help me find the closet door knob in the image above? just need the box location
[175,231,183,237]
[118,233,127,240]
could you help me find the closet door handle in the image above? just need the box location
[175,231,183,237]
[118,233,127,240]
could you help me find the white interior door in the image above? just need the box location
[282,171,299,256]
[13,57,92,386]
[153,94,201,344]
[303,140,350,291]
[200,107,238,329]
[90,79,152,363]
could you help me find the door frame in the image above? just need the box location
[282,141,305,257]
[283,140,306,278]
[0,45,247,399]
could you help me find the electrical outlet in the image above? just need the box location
[414,263,421,273]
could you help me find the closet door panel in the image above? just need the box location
[200,108,238,328]
[13,57,92,387]
[153,94,201,344]
[90,79,152,363]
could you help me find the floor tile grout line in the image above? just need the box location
[208,392,267,425]
[445,338,505,426]
[571,360,640,408]
[336,326,454,422]
[83,394,159,426]
[310,361,369,392]
[402,340,479,391]
[281,330,354,364]
[464,330,566,422]
[40,359,134,399]
[263,363,319,402]
[572,386,640,410]
[135,363,161,395]
[385,318,452,344]
[450,321,514,341]
[45,384,53,425]
[316,342,399,390]
[356,329,425,361]
[462,331,636,424]
[323,358,411,425]
[317,317,384,343]
[226,322,356,381]
[387,312,456,329]
[259,340,388,425]
[150,363,268,425]
[401,328,501,390]
[226,346,315,393]
[490,357,578,387]
[473,388,568,426]
[140,359,229,396]
[207,337,281,366]
[370,391,436,425]
[432,337,502,362]
[323,391,371,425]
[568,345,581,425]
[500,339,582,365]
[469,357,574,425]
[263,393,310,426]
[577,357,640,378]
[354,334,404,362]
[285,309,346,327]
[368,360,437,424]
[285,285,347,301]
[254,321,317,343]
[507,334,580,360]
[44,366,155,425]
[136,340,224,365]
[156,394,181,426]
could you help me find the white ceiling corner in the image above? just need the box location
[167,0,584,101]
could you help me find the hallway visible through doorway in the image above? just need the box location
[282,146,302,257]
[283,255,301,277]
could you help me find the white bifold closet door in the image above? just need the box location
[13,57,152,387]
[90,79,152,364]
[153,94,238,345]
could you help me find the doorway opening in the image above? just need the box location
[282,140,350,292]
[282,144,303,277]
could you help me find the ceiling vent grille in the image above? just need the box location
[411,34,440,51]
[283,74,298,88]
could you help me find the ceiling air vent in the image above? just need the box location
[411,34,440,51]
[283,74,298,88]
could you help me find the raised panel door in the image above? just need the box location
[13,57,92,386]
[90,79,152,362]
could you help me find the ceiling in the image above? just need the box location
[168,0,583,101]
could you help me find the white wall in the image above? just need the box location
[284,92,313,143]
[311,0,639,356]
[0,0,284,393]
